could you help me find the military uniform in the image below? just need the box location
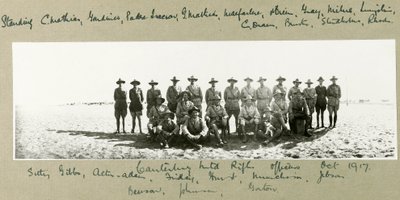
[205,87,222,107]
[186,85,203,115]
[157,116,180,148]
[146,88,161,116]
[288,94,310,135]
[182,115,208,149]
[176,100,195,125]
[224,86,240,133]
[239,103,260,133]
[147,104,169,127]
[315,85,327,112]
[287,86,302,101]
[256,86,272,114]
[241,86,256,102]
[303,87,316,114]
[272,85,287,101]
[327,84,341,112]
[114,87,128,118]
[129,87,144,114]
[166,85,182,113]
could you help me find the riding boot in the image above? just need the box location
[321,113,325,127]
[316,115,320,128]
[131,121,136,133]
[329,115,332,128]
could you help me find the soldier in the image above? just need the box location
[262,90,289,145]
[147,95,169,140]
[176,91,195,125]
[114,78,128,134]
[327,76,341,128]
[288,78,302,101]
[205,78,222,108]
[241,77,256,103]
[205,95,228,146]
[255,77,272,114]
[156,111,180,148]
[288,91,312,137]
[166,76,182,113]
[186,75,203,117]
[182,107,208,150]
[239,95,260,143]
[315,77,327,128]
[272,76,288,102]
[146,80,161,117]
[303,79,316,129]
[224,77,241,134]
[129,79,144,134]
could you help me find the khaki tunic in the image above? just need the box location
[303,87,316,113]
[205,87,222,106]
[272,84,287,100]
[327,84,341,107]
[287,86,302,101]
[186,85,203,107]
[224,86,240,111]
[240,86,256,102]
[255,86,272,113]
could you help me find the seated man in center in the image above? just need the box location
[147,95,169,141]
[182,107,208,150]
[288,90,312,137]
[176,91,195,125]
[156,111,179,148]
[205,95,228,146]
[238,95,260,143]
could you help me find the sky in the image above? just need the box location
[13,40,396,105]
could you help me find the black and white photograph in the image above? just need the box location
[13,40,397,160]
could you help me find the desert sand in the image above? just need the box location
[15,103,396,159]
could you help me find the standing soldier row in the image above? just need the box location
[113,75,341,148]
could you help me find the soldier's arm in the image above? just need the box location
[166,87,172,102]
[181,120,191,136]
[223,88,228,102]
[114,89,117,101]
[338,86,342,99]
[205,90,209,105]
[139,90,144,102]
[176,103,183,118]
[146,90,151,104]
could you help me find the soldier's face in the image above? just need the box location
[173,81,178,86]
[274,94,281,100]
[211,83,215,87]
[307,84,311,88]
[156,99,163,105]
[278,80,283,84]
[230,82,235,87]
[245,100,252,106]
[190,80,195,84]
[246,80,252,86]
[259,81,264,86]
[295,83,300,87]
[183,93,188,100]
[191,111,199,118]
[332,80,337,84]
[318,80,323,85]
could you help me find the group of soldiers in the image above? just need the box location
[113,75,341,149]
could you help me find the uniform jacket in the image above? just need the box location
[224,86,240,111]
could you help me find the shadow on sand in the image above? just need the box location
[56,127,332,151]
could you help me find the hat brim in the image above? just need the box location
[330,78,338,81]
[305,81,313,84]
[162,112,175,119]
[188,108,201,114]
[130,81,140,85]
[293,81,302,84]
[244,78,253,82]
[149,82,159,85]
[156,98,165,103]
[258,79,267,82]
[276,78,286,81]
[227,79,238,83]
[171,79,180,82]
[188,78,198,81]
[116,80,125,84]
[209,81,218,84]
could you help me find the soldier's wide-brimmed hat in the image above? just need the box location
[258,77,267,82]
[116,78,125,84]
[161,110,175,119]
[244,77,253,82]
[227,77,238,83]
[330,76,338,81]
[243,95,256,102]
[188,106,201,115]
[317,76,324,82]
[130,79,140,85]
[276,76,286,81]
[212,95,222,101]
[149,80,158,85]
[188,75,198,81]
[179,90,191,99]
[209,78,218,84]
[155,95,165,103]
[293,78,302,84]
[171,76,180,82]
[273,90,283,97]
[305,79,313,84]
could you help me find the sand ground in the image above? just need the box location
[15,103,396,159]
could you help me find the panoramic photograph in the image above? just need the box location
[13,40,397,160]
